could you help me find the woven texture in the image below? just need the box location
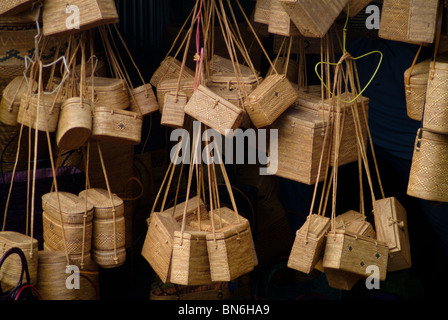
[86,77,130,111]
[0,0,39,15]
[161,93,187,128]
[379,0,439,44]
[404,59,430,121]
[130,84,159,116]
[157,78,194,111]
[408,129,448,202]
[150,56,195,88]
[0,76,36,126]
[17,93,61,133]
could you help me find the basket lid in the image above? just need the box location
[246,74,286,102]
[297,214,330,238]
[93,106,143,119]
[78,188,124,210]
[42,192,94,221]
[86,77,126,91]
[157,77,195,91]
[278,104,325,129]
[3,76,37,101]
[0,231,38,248]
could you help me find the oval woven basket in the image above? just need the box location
[56,97,92,151]
[91,107,143,145]
[404,58,430,121]
[17,92,62,132]
[41,192,94,224]
[92,247,126,269]
[78,188,124,220]
[92,216,126,251]
[86,77,130,111]
[408,129,448,202]
[0,76,36,126]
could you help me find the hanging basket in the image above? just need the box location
[160,93,187,128]
[86,77,130,111]
[129,84,160,116]
[0,0,42,16]
[91,107,143,145]
[17,92,61,132]
[209,55,259,77]
[268,0,300,37]
[150,56,195,88]
[56,97,92,151]
[404,58,430,121]
[157,77,195,112]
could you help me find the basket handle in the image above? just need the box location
[429,1,444,80]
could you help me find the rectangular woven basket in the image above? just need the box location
[0,0,41,16]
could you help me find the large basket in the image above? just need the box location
[91,107,143,145]
[86,77,130,111]
[0,231,38,289]
[404,58,430,121]
[42,0,119,36]
[407,128,448,202]
[244,74,298,128]
[279,0,349,38]
[55,97,92,151]
[0,76,36,126]
[184,85,244,136]
[378,0,440,44]
[150,56,195,88]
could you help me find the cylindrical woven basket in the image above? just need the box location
[0,76,36,126]
[78,188,124,219]
[56,97,92,151]
[92,247,126,269]
[423,53,448,133]
[17,92,61,132]
[408,128,448,202]
[86,77,130,111]
[404,58,431,121]
[36,250,77,300]
[129,84,159,116]
[91,107,143,145]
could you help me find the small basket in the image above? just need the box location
[160,93,187,128]
[91,107,143,145]
[0,76,36,126]
[86,77,130,111]
[407,128,448,202]
[268,0,300,37]
[17,92,61,132]
[150,56,195,88]
[156,77,195,112]
[129,83,160,116]
[55,97,92,151]
[253,0,271,25]
[184,84,244,136]
[42,0,119,36]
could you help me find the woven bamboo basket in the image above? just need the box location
[324,268,361,291]
[42,0,119,36]
[86,77,130,111]
[209,55,258,77]
[36,250,76,300]
[322,230,389,281]
[287,214,330,274]
[268,0,300,37]
[56,97,92,151]
[423,53,448,133]
[244,74,298,128]
[91,107,143,145]
[0,0,42,16]
[17,92,61,132]
[90,216,126,251]
[92,247,126,269]
[373,197,412,272]
[78,188,124,220]
[41,192,94,255]
[150,56,195,88]
[206,207,257,282]
[344,0,372,17]
[335,210,376,239]
[379,0,439,44]
[130,84,160,116]
[0,231,38,289]
[141,195,205,283]
[156,77,195,111]
[0,76,36,126]
[407,128,448,202]
[184,85,244,136]
[279,0,349,38]
[404,58,431,121]
[254,0,271,24]
[160,93,187,128]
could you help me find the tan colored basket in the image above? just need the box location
[344,0,372,17]
[150,56,195,88]
[160,93,187,128]
[141,195,205,283]
[407,128,448,202]
[157,77,195,111]
[42,0,119,36]
[0,76,36,126]
[92,247,126,269]
[0,231,38,289]
[374,197,412,272]
[55,97,92,151]
[379,0,440,44]
[0,0,42,16]
[244,74,298,128]
[17,92,61,132]
[279,0,349,38]
[324,268,361,291]
[322,230,389,281]
[268,0,300,37]
[36,250,77,300]
[287,214,330,274]
[404,58,430,121]
[130,84,160,116]
[253,0,271,25]
[91,107,143,145]
[78,188,124,220]
[86,77,130,111]
[334,210,376,239]
[184,84,244,136]
[209,55,258,77]
[423,53,448,133]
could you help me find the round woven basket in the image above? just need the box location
[408,128,448,202]
[86,77,130,111]
[92,216,126,251]
[17,92,61,132]
[0,76,37,126]
[56,97,92,151]
[36,250,77,300]
[130,83,159,116]
[423,53,448,133]
[92,247,126,269]
[404,59,431,121]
